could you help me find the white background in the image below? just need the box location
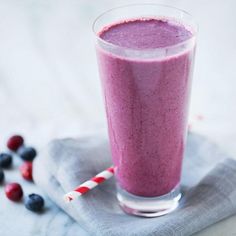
[0,0,236,235]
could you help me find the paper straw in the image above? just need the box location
[64,166,114,203]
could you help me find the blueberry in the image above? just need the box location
[18,147,37,161]
[0,153,12,168]
[0,169,4,183]
[25,194,44,212]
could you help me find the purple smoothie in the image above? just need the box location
[96,18,195,197]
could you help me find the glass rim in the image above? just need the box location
[92,3,198,54]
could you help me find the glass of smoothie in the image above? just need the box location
[93,4,197,217]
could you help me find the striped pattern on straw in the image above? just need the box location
[64,166,114,203]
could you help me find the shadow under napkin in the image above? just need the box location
[33,133,236,236]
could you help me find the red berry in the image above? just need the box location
[20,162,33,181]
[5,183,23,201]
[7,135,24,151]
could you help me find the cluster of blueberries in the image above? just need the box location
[0,135,44,212]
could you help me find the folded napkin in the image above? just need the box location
[33,133,236,236]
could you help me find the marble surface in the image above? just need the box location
[0,0,236,235]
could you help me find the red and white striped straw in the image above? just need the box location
[63,166,115,203]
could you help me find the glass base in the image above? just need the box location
[117,185,181,217]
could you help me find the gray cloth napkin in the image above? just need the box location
[33,133,236,236]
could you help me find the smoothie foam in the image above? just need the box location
[97,18,195,197]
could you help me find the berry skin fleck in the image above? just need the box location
[0,169,4,183]
[7,135,24,151]
[0,153,12,168]
[18,147,37,161]
[20,162,33,181]
[25,194,44,212]
[5,183,23,201]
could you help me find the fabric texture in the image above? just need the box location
[33,133,236,236]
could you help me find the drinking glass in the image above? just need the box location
[93,4,197,217]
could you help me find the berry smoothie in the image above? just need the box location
[96,18,195,197]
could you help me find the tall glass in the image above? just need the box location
[93,4,197,217]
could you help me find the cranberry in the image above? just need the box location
[7,135,24,151]
[5,183,23,201]
[20,162,33,181]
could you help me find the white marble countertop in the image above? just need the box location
[0,0,236,235]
